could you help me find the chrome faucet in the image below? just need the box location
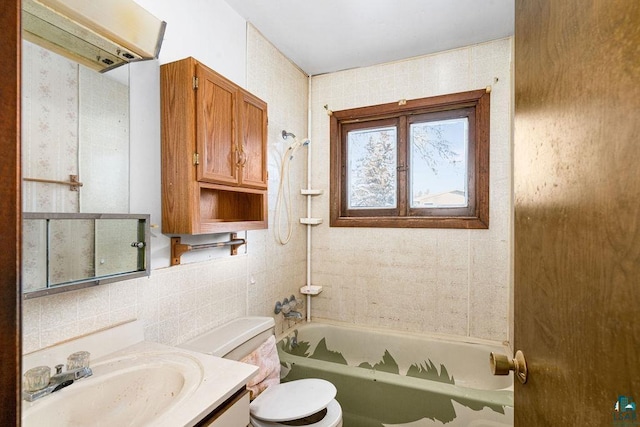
[274,295,304,320]
[23,359,93,402]
[284,310,303,319]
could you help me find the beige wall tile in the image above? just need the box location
[22,32,512,354]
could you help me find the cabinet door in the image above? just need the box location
[196,388,250,426]
[238,90,268,189]
[196,64,239,186]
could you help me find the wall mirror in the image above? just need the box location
[22,40,130,213]
[21,40,151,298]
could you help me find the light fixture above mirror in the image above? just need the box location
[22,0,166,72]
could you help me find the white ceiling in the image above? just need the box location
[223,0,514,76]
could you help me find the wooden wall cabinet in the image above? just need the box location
[161,57,268,234]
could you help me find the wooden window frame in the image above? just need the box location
[330,89,490,229]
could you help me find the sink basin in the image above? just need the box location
[22,321,258,427]
[23,351,204,426]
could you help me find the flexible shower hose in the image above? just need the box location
[274,140,303,245]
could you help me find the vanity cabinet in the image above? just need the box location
[196,388,250,427]
[161,57,268,234]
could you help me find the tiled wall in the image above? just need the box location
[22,27,310,354]
[245,24,310,332]
[21,30,513,354]
[308,38,513,342]
[22,257,246,350]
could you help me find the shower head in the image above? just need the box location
[282,130,296,140]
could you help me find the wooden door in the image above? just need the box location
[0,0,22,424]
[238,90,268,189]
[196,63,239,186]
[514,1,640,425]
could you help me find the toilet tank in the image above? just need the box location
[179,316,275,361]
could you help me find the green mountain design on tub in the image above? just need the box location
[280,336,506,427]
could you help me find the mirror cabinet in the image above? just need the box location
[23,213,150,299]
[22,40,151,298]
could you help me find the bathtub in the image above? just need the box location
[277,321,513,427]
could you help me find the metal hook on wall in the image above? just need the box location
[282,130,296,140]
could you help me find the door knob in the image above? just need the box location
[490,350,528,384]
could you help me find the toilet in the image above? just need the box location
[180,316,342,427]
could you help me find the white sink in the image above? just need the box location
[22,322,258,427]
[23,351,203,426]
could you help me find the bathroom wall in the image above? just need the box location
[308,38,513,342]
[21,1,513,354]
[22,2,310,354]
[244,25,310,330]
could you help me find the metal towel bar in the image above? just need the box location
[23,174,83,191]
[170,234,246,266]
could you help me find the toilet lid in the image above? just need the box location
[250,379,337,422]
[250,399,342,427]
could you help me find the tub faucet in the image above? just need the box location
[274,295,304,320]
[23,362,93,402]
[284,310,303,320]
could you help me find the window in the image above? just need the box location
[330,89,489,228]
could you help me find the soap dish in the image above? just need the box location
[300,285,323,295]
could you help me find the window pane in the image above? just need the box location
[410,118,468,208]
[347,126,397,209]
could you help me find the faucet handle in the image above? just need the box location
[23,366,51,392]
[288,295,299,310]
[275,300,288,314]
[67,351,91,369]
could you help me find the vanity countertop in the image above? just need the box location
[22,320,258,427]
